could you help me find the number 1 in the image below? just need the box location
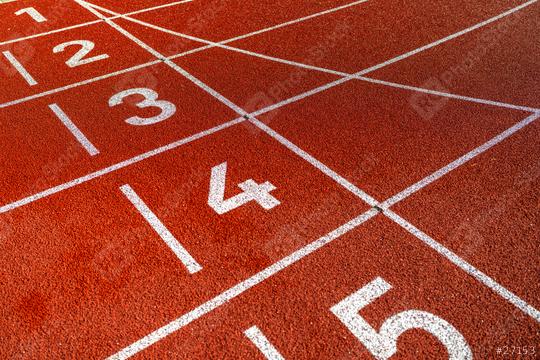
[15,7,47,23]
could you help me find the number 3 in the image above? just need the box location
[108,88,177,126]
[331,277,472,359]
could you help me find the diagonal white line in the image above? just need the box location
[120,184,202,274]
[99,1,540,358]
[244,326,285,360]
[75,0,248,116]
[357,0,539,75]
[0,0,193,46]
[106,209,379,359]
[384,209,540,322]
[118,7,540,114]
[48,103,100,156]
[381,112,540,209]
[0,117,243,214]
[79,0,380,208]
[2,50,37,86]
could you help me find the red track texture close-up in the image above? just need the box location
[0,0,539,359]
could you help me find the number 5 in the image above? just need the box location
[330,277,472,359]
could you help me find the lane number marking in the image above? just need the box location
[208,162,280,215]
[109,88,176,126]
[53,40,109,68]
[15,7,47,23]
[331,277,472,359]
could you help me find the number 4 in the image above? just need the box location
[208,162,280,215]
[331,277,472,360]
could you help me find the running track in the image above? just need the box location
[0,0,539,358]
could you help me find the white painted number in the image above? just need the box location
[53,40,109,68]
[108,88,177,126]
[208,162,280,215]
[331,277,472,360]
[15,7,47,23]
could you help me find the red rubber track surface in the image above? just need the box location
[0,0,538,359]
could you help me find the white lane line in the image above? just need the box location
[120,184,202,274]
[48,103,99,156]
[357,0,539,75]
[120,10,540,114]
[221,0,369,45]
[106,209,379,359]
[2,50,37,86]
[244,326,285,360]
[247,117,379,207]
[113,11,347,77]
[75,0,248,116]
[357,76,540,113]
[0,59,162,109]
[384,209,540,322]
[0,0,193,46]
[0,117,243,214]
[381,112,540,209]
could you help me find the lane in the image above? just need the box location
[228,0,525,74]
[371,2,540,109]
[392,120,540,309]
[0,0,97,42]
[0,124,369,358]
[0,22,156,104]
[134,216,540,359]
[0,62,235,205]
[251,78,529,201]
[130,0,365,42]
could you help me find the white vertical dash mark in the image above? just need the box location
[48,103,100,156]
[2,50,37,86]
[244,326,285,360]
[120,184,202,274]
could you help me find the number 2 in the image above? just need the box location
[53,40,109,68]
[108,88,177,126]
[331,277,472,359]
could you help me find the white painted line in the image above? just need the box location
[0,117,243,214]
[115,11,348,77]
[251,76,354,117]
[0,0,193,46]
[0,59,158,109]
[2,50,37,86]
[76,0,248,116]
[48,103,99,156]
[220,0,370,45]
[381,113,540,209]
[244,326,285,360]
[106,209,379,359]
[120,184,201,274]
[384,209,540,323]
[119,9,540,114]
[0,20,100,45]
[357,76,540,113]
[357,0,539,76]
[247,117,379,207]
